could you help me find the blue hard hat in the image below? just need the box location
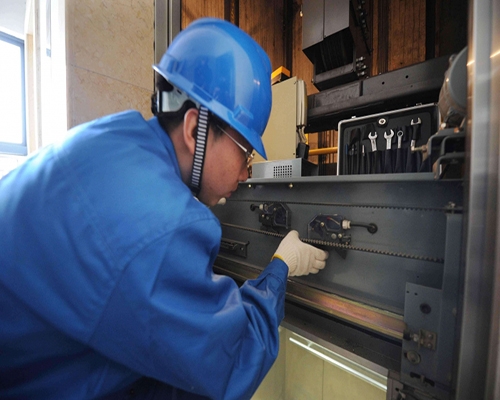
[153,18,272,159]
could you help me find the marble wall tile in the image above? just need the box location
[66,0,154,92]
[68,65,152,128]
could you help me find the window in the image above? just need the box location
[0,31,26,156]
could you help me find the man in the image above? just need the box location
[0,18,328,399]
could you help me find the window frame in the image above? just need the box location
[0,31,27,156]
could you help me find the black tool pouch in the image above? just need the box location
[338,103,439,175]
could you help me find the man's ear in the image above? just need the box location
[182,108,199,155]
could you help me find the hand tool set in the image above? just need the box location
[338,104,439,175]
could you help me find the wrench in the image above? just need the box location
[407,118,422,172]
[397,129,404,148]
[368,132,378,152]
[359,144,366,174]
[384,129,394,150]
[410,117,422,150]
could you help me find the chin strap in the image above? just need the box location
[189,105,210,197]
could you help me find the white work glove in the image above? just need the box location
[273,230,329,277]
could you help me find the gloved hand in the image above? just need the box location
[273,230,329,277]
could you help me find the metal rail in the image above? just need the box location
[214,256,406,340]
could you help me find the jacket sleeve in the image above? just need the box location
[88,215,288,400]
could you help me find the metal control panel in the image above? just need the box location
[212,173,463,400]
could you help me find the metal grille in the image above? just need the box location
[273,163,293,178]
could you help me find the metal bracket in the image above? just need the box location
[220,238,249,258]
[250,202,291,231]
[415,329,437,351]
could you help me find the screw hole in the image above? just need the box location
[420,303,432,314]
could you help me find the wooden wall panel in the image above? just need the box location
[181,1,285,77]
[387,0,426,71]
[239,1,285,72]
[181,0,224,28]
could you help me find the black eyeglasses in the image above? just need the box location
[217,125,254,167]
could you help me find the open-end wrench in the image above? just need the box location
[368,131,378,152]
[384,129,395,173]
[368,131,382,173]
[406,118,422,172]
[410,117,422,151]
[384,129,394,150]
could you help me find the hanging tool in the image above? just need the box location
[394,128,405,173]
[368,131,382,173]
[360,144,366,174]
[412,118,423,171]
[384,129,395,173]
[368,131,378,174]
[406,117,422,172]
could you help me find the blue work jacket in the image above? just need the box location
[0,111,288,399]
